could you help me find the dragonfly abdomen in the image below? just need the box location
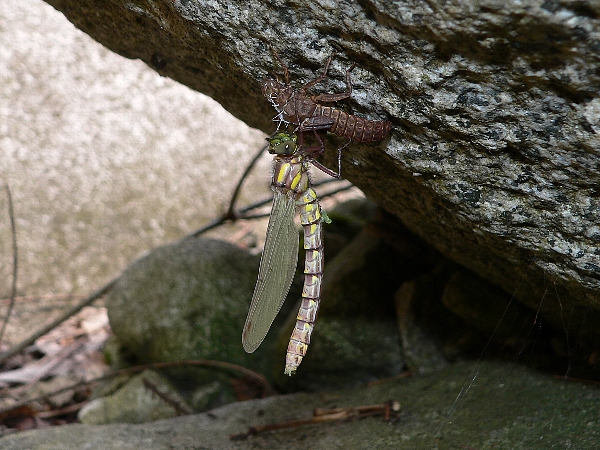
[285,187,324,375]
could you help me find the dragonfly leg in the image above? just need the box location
[312,62,355,103]
[306,136,347,179]
[302,55,334,91]
[296,129,342,179]
[271,49,291,84]
[297,130,326,158]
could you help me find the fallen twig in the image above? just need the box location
[141,376,193,415]
[230,400,400,440]
[35,401,88,419]
[0,359,274,418]
[0,339,86,386]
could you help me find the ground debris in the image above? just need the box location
[0,306,110,436]
[230,400,400,440]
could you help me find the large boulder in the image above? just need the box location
[44,0,600,353]
[107,238,264,373]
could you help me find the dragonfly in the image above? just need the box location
[242,131,335,376]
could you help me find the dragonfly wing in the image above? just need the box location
[242,191,299,353]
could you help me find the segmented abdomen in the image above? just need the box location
[285,187,324,376]
[312,105,392,142]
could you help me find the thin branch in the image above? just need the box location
[188,215,233,239]
[0,184,18,343]
[189,178,352,238]
[0,279,116,364]
[188,142,268,239]
[308,179,355,200]
[141,376,194,415]
[239,180,355,219]
[0,359,274,417]
[226,142,269,220]
[237,178,351,216]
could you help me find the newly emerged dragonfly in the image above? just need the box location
[242,132,333,376]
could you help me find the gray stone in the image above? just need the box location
[42,0,600,348]
[107,237,266,375]
[78,370,191,425]
[441,270,534,342]
[396,274,452,375]
[2,361,599,449]
[0,0,268,300]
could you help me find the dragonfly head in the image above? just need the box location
[268,132,298,155]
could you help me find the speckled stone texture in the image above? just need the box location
[43,0,600,342]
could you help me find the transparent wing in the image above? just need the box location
[242,191,299,353]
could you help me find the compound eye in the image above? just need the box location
[272,141,296,155]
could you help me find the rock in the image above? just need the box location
[395,272,455,375]
[442,270,536,344]
[396,268,569,375]
[2,361,599,449]
[107,237,267,377]
[78,370,191,424]
[42,0,600,351]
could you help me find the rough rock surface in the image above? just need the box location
[1,361,599,449]
[78,370,191,425]
[43,1,600,344]
[107,238,263,372]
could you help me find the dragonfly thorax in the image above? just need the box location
[272,155,309,194]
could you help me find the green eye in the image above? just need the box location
[268,132,297,154]
[272,141,296,155]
